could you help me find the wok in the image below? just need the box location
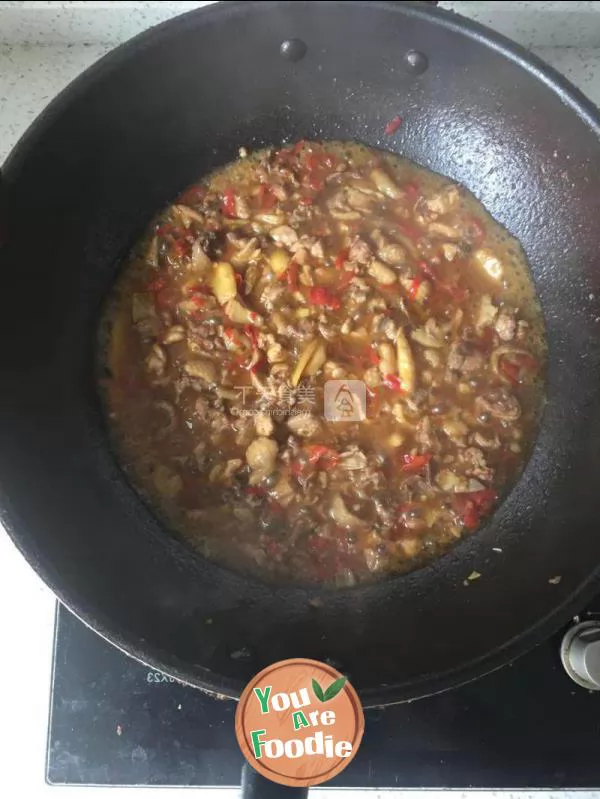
[1,0,600,715]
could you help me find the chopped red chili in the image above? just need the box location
[384,115,402,136]
[222,188,237,218]
[335,247,350,270]
[382,374,406,392]
[308,286,341,310]
[400,453,432,473]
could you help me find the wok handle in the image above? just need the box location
[241,762,309,799]
[0,170,6,247]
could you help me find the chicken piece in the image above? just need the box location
[472,430,501,450]
[348,236,372,264]
[346,186,376,212]
[255,412,275,437]
[260,282,286,312]
[476,389,521,421]
[459,446,494,483]
[246,437,278,475]
[234,195,251,219]
[310,239,325,260]
[287,414,321,438]
[441,242,460,261]
[371,229,406,266]
[425,185,460,216]
[423,349,442,368]
[472,247,503,281]
[428,222,462,240]
[495,311,517,341]
[476,294,498,331]
[339,446,367,471]
[327,191,362,221]
[270,225,298,248]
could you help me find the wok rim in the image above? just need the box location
[2,0,600,706]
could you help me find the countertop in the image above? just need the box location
[1,2,600,798]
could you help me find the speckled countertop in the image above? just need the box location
[1,3,600,798]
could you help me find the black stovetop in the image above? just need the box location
[47,602,600,789]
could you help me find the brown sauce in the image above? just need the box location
[99,141,546,586]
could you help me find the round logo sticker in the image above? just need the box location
[235,658,364,787]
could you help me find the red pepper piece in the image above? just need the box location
[257,183,277,210]
[147,276,167,292]
[306,445,340,469]
[384,115,402,136]
[400,453,432,473]
[337,270,355,291]
[453,489,497,530]
[382,374,405,392]
[286,259,299,291]
[395,220,422,242]
[408,277,422,301]
[335,247,350,270]
[463,214,486,246]
[308,286,341,310]
[222,188,237,218]
[403,181,420,203]
[243,324,260,349]
[500,352,538,385]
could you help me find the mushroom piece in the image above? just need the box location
[163,325,186,345]
[329,494,365,530]
[369,259,397,285]
[369,168,403,199]
[183,358,217,384]
[476,389,521,422]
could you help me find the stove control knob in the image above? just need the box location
[560,621,600,690]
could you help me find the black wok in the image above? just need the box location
[2,0,600,712]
